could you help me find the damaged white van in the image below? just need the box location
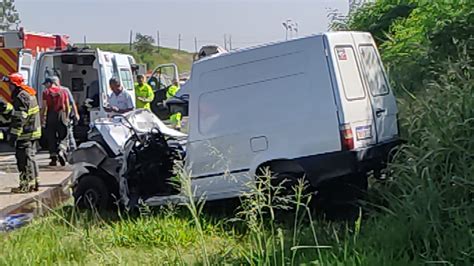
[70,31,402,209]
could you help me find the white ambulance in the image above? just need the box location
[31,47,140,142]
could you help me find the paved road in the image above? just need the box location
[0,151,73,171]
[0,151,71,217]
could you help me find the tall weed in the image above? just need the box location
[368,54,474,264]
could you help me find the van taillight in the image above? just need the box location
[340,124,354,150]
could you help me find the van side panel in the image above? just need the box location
[186,36,340,197]
[198,51,307,136]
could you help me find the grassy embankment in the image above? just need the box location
[88,43,194,73]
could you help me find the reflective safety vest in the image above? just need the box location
[166,85,180,99]
[135,83,154,109]
[166,85,181,127]
[10,87,41,140]
[0,101,13,123]
[0,101,13,140]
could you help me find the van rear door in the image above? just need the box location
[325,33,377,150]
[94,48,118,120]
[19,50,34,85]
[351,33,399,142]
[115,53,136,107]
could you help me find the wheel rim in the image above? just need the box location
[83,188,100,207]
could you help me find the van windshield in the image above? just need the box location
[359,45,389,96]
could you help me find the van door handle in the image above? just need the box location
[376,108,386,117]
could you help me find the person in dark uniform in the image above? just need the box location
[2,73,41,193]
[40,77,70,166]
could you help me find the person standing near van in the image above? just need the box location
[41,77,70,167]
[135,74,154,110]
[2,73,41,193]
[50,76,79,151]
[50,76,80,123]
[105,77,134,114]
[167,79,182,130]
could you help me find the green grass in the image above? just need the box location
[0,205,240,265]
[88,43,194,73]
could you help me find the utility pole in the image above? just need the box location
[156,30,160,53]
[224,34,227,50]
[129,30,133,51]
[83,35,87,47]
[229,35,232,50]
[194,37,198,53]
[282,19,291,40]
[178,34,182,51]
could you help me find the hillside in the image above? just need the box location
[88,43,194,73]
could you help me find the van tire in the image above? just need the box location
[272,172,305,191]
[315,172,368,220]
[73,175,111,211]
[259,170,309,200]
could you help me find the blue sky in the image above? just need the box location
[16,0,349,52]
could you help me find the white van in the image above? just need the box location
[31,47,138,142]
[179,31,401,200]
[71,31,402,208]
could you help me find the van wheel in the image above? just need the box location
[315,172,368,220]
[263,171,309,200]
[73,175,111,211]
[272,172,304,191]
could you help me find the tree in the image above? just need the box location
[338,0,474,91]
[134,33,155,54]
[0,0,20,31]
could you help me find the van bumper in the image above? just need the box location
[296,139,403,186]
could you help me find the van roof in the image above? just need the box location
[193,31,371,65]
[41,49,95,55]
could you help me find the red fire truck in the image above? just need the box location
[0,27,69,101]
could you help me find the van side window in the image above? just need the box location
[120,69,134,91]
[359,45,389,96]
[334,46,366,100]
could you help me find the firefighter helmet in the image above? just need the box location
[7,73,25,86]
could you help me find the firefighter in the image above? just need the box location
[166,79,182,130]
[2,73,41,193]
[135,74,154,110]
